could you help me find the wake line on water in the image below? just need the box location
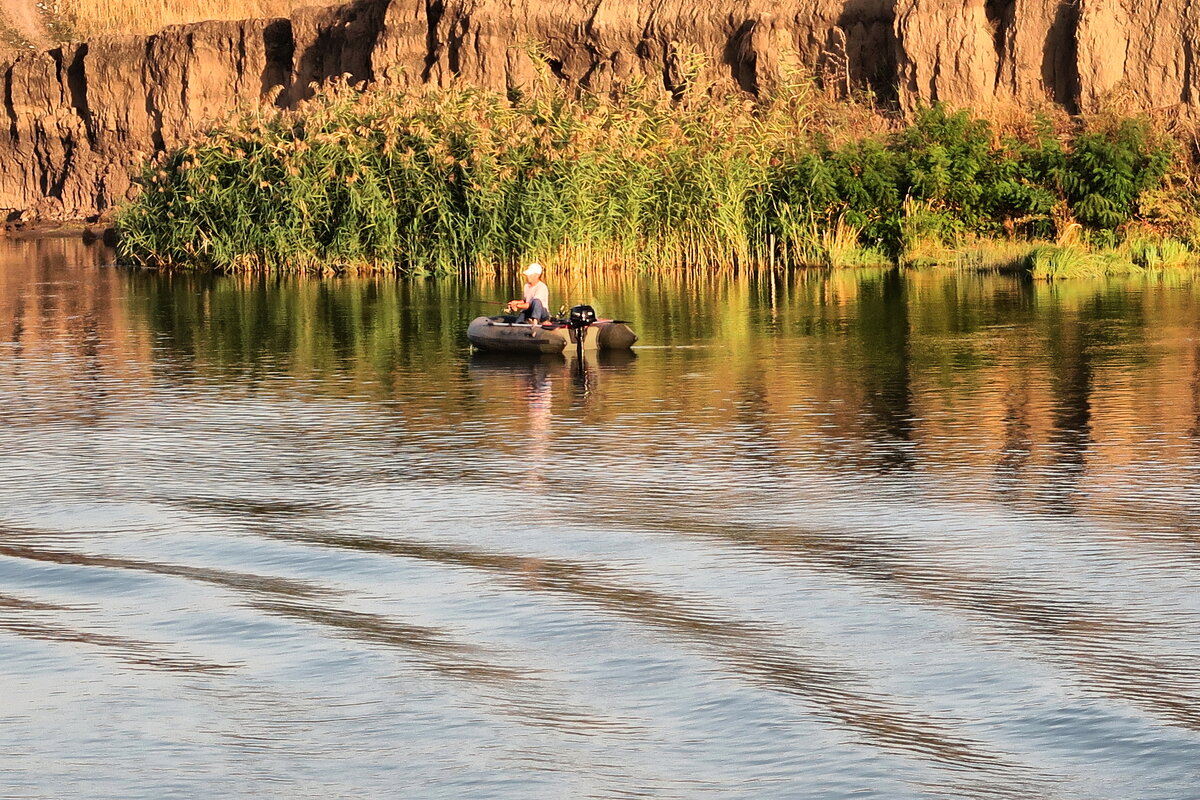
[0,590,233,672]
[583,501,1200,734]
[0,531,643,740]
[260,527,1063,797]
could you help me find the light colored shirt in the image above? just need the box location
[523,281,549,307]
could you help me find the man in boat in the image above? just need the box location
[506,263,551,326]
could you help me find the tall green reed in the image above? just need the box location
[118,75,810,274]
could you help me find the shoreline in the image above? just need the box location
[6,223,1198,282]
[1,220,115,244]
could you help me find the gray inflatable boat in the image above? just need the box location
[467,309,637,355]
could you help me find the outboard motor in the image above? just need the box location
[568,305,597,329]
[567,305,597,358]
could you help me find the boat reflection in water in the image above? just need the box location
[468,350,638,463]
[468,349,638,404]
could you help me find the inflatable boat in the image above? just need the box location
[467,306,637,355]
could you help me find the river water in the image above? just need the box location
[2,237,1199,799]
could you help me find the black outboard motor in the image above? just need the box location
[567,305,597,358]
[568,305,597,329]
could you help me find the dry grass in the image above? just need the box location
[14,0,310,42]
[1,0,48,50]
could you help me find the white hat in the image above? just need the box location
[522,262,543,276]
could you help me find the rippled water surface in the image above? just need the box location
[3,237,1200,799]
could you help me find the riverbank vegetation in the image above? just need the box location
[115,62,1200,277]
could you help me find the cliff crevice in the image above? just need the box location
[3,0,1200,222]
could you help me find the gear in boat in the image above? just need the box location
[467,304,638,355]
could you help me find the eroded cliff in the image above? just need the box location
[3,0,1198,222]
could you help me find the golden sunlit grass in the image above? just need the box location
[52,0,309,39]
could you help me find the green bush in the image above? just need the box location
[1061,118,1172,229]
[770,107,1117,260]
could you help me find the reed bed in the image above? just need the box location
[115,70,1193,275]
[117,75,818,274]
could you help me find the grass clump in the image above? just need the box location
[115,69,1191,275]
[1020,227,1195,280]
[1023,244,1110,279]
[1125,235,1191,269]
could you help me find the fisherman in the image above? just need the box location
[506,262,551,326]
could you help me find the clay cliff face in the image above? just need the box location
[2,0,1198,222]
[895,0,1199,113]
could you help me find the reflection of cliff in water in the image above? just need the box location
[0,238,148,429]
[1040,288,1147,514]
[854,270,914,471]
[1044,309,1093,511]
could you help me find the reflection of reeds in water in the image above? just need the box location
[114,261,1200,493]
[120,269,476,385]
